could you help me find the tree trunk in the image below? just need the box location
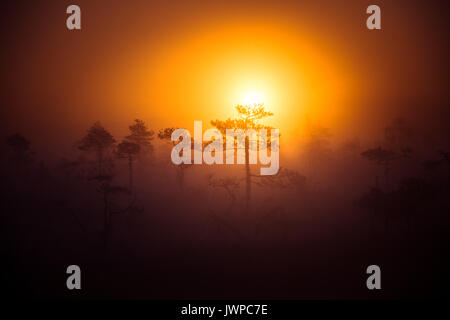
[98,147,103,176]
[128,155,133,193]
[103,191,109,251]
[384,164,390,190]
[245,136,251,211]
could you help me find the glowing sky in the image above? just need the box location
[1,0,449,154]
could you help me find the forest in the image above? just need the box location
[2,103,450,299]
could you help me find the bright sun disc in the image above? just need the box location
[242,91,265,105]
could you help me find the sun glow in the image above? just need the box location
[242,91,265,105]
[108,22,354,138]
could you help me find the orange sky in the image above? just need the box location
[1,0,449,156]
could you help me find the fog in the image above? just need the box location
[1,0,450,299]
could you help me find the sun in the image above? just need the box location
[242,91,265,105]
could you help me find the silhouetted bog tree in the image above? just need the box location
[6,133,30,152]
[88,174,129,251]
[361,146,412,189]
[6,133,33,166]
[126,119,155,156]
[361,147,396,188]
[359,176,438,235]
[77,122,116,176]
[116,140,140,192]
[211,103,273,211]
[158,127,193,191]
[207,174,240,212]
